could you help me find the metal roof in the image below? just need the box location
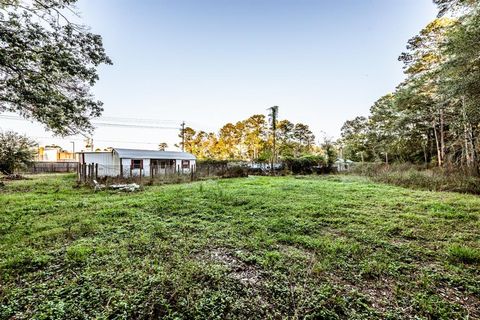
[113,148,196,160]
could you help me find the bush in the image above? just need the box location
[283,155,328,174]
[0,131,37,174]
[222,166,248,178]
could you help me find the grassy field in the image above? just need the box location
[1,174,479,319]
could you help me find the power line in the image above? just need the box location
[0,114,216,132]
[0,114,180,130]
[94,122,178,130]
[28,135,164,146]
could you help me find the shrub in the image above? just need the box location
[283,155,328,174]
[0,131,37,174]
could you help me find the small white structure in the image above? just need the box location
[79,148,196,177]
[335,158,354,172]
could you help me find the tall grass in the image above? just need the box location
[349,163,480,194]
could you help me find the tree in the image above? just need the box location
[181,127,196,153]
[0,131,36,174]
[340,116,371,162]
[217,123,242,160]
[321,138,337,168]
[339,1,480,173]
[438,9,480,172]
[158,142,168,151]
[398,18,455,166]
[242,115,268,160]
[293,123,315,155]
[0,0,112,136]
[434,0,476,17]
[277,119,295,157]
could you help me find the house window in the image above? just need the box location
[182,160,190,168]
[131,159,143,169]
[160,161,166,169]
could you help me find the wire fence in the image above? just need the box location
[77,162,249,186]
[26,161,79,174]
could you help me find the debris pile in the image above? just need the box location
[109,183,140,192]
[93,180,140,192]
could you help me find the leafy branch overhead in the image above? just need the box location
[0,0,112,136]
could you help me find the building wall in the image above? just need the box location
[82,152,120,176]
[120,158,196,177]
[80,152,196,177]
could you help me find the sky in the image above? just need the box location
[1,0,438,152]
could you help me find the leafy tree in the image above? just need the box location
[439,9,480,172]
[0,0,112,136]
[0,131,36,174]
[293,123,315,155]
[242,114,268,160]
[181,127,196,153]
[321,138,337,168]
[158,142,168,151]
[434,0,476,16]
[217,123,242,160]
[277,119,295,157]
[341,116,371,162]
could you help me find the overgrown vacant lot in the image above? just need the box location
[1,175,479,319]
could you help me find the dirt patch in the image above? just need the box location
[200,248,262,286]
[325,272,397,315]
[437,284,480,318]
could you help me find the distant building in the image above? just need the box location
[78,148,196,177]
[36,146,76,162]
[334,158,354,172]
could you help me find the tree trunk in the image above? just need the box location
[432,119,442,167]
[469,127,478,176]
[461,96,472,168]
[439,108,446,166]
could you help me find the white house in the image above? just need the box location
[79,148,196,177]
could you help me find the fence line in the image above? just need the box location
[77,163,247,186]
[26,161,79,174]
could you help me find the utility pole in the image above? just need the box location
[267,106,279,175]
[70,141,75,160]
[180,121,185,152]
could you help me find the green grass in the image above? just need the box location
[1,174,479,319]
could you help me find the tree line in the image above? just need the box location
[177,114,322,161]
[340,0,480,174]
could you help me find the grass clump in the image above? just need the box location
[349,163,480,194]
[66,243,94,263]
[448,245,480,264]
